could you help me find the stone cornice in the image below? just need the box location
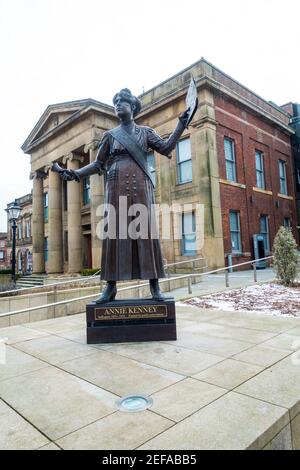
[139,76,294,135]
[22,103,115,154]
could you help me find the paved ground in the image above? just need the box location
[1,290,300,449]
[171,267,276,300]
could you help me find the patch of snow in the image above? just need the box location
[182,283,300,318]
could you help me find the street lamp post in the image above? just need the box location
[6,201,21,285]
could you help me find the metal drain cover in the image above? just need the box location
[116,395,153,412]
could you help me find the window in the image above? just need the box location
[147,152,156,187]
[279,160,287,195]
[224,138,236,182]
[0,251,4,260]
[260,215,270,252]
[182,212,196,255]
[25,219,31,238]
[284,218,291,230]
[229,211,241,253]
[255,150,265,189]
[44,237,48,262]
[44,193,48,221]
[18,223,22,240]
[177,138,192,184]
[0,240,4,248]
[83,177,90,205]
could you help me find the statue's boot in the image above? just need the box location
[95,281,117,304]
[149,278,166,301]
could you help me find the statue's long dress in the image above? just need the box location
[82,121,185,281]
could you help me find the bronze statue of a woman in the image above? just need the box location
[55,88,193,303]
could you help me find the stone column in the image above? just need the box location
[32,171,45,273]
[86,143,104,269]
[47,168,63,273]
[63,153,84,273]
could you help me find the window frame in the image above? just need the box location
[255,150,265,189]
[279,160,288,195]
[229,210,242,254]
[260,215,270,253]
[181,212,197,256]
[224,137,237,182]
[176,137,193,185]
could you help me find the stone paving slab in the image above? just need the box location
[0,346,48,382]
[0,366,118,441]
[236,355,300,420]
[0,325,49,345]
[0,399,49,450]
[38,442,61,450]
[14,335,96,366]
[232,345,291,367]
[96,342,225,376]
[1,297,300,449]
[59,350,184,397]
[138,392,289,450]
[150,378,227,422]
[210,312,300,334]
[193,359,263,390]
[168,330,254,357]
[56,411,173,450]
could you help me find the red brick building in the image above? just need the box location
[211,66,297,266]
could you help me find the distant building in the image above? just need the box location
[281,103,300,240]
[0,232,8,269]
[6,193,33,274]
[21,59,298,274]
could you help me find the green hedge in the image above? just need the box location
[0,269,12,275]
[80,268,101,277]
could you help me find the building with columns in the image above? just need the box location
[21,59,298,274]
[6,193,33,274]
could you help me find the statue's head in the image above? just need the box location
[113,88,142,119]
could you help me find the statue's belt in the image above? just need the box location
[108,127,155,188]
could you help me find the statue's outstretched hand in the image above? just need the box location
[179,108,190,128]
[61,169,80,182]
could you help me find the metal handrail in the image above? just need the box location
[0,256,207,297]
[0,256,273,319]
[0,269,102,297]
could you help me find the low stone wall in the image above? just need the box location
[0,276,190,327]
[0,274,11,286]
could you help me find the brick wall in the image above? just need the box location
[214,92,297,265]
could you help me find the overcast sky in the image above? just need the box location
[0,0,299,230]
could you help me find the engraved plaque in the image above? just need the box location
[94,304,167,321]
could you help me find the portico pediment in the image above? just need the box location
[21,99,114,153]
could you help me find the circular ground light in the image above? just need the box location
[116,395,153,412]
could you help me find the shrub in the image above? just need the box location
[80,268,101,277]
[273,227,300,286]
[0,269,12,275]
